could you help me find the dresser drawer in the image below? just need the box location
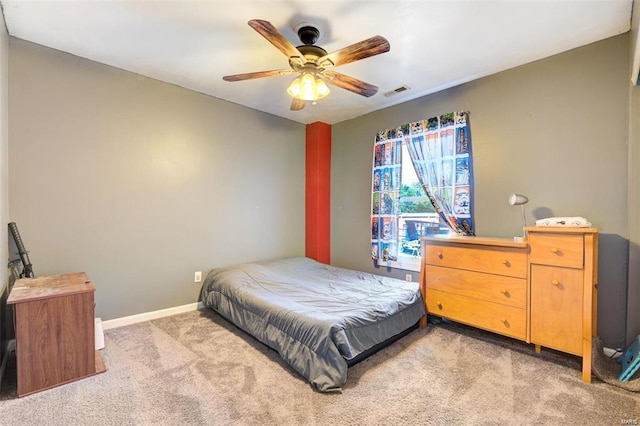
[424,265,526,308]
[528,233,583,268]
[425,289,526,340]
[423,242,527,278]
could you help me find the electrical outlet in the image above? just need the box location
[405,274,412,282]
[194,271,202,283]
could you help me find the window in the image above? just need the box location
[398,144,449,264]
[371,112,474,272]
[371,142,448,272]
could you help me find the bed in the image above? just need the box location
[200,257,425,392]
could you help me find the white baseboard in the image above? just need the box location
[102,301,206,330]
[93,304,630,362]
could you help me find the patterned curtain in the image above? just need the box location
[370,111,474,262]
[370,129,403,261]
[405,111,474,235]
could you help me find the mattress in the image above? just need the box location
[200,257,425,392]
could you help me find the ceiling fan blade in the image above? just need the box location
[317,35,390,68]
[290,98,306,111]
[322,71,379,97]
[223,69,294,82]
[248,19,304,62]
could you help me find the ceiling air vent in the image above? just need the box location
[384,85,410,97]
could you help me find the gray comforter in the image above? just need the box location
[200,257,425,392]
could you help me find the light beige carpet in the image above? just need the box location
[0,309,638,425]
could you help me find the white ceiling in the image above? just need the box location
[0,1,634,125]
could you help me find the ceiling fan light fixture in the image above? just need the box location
[287,72,330,101]
[224,19,390,110]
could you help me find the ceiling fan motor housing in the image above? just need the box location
[298,25,320,45]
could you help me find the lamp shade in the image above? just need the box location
[508,193,529,206]
[287,72,330,101]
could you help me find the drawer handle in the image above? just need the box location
[551,279,560,286]
[437,252,443,259]
[550,247,559,254]
[502,259,510,266]
[436,302,443,309]
[500,288,509,296]
[500,318,508,324]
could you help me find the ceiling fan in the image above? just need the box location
[223,19,390,111]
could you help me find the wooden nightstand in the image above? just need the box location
[7,272,107,397]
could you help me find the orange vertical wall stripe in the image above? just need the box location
[305,121,331,264]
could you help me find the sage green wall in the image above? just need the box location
[0,6,8,297]
[627,3,640,349]
[0,7,9,357]
[629,82,640,348]
[8,39,305,321]
[332,35,630,348]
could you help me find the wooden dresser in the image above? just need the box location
[7,272,106,397]
[526,227,598,383]
[420,227,598,383]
